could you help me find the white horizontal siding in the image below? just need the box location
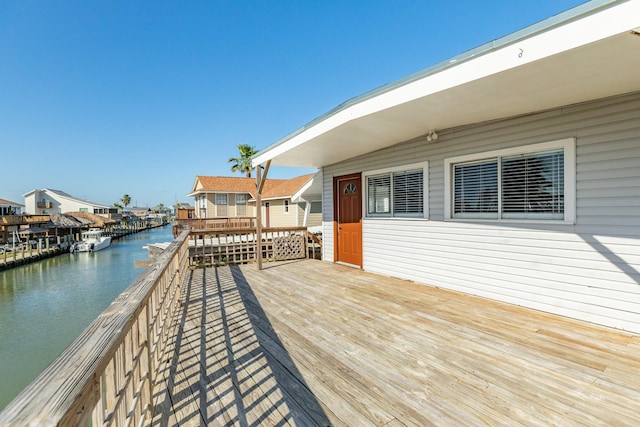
[321,169,335,262]
[324,91,640,333]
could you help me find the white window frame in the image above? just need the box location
[444,138,575,224]
[284,200,289,214]
[197,195,207,218]
[363,161,429,219]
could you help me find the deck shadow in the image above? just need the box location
[153,265,331,426]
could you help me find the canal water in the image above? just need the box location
[0,225,175,410]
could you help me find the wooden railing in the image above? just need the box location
[1,214,50,225]
[188,227,313,266]
[306,229,323,260]
[0,231,191,427]
[173,217,257,237]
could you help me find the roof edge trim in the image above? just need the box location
[252,0,626,167]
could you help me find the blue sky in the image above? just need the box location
[0,0,586,209]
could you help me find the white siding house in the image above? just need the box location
[253,1,640,333]
[0,199,23,216]
[23,189,114,216]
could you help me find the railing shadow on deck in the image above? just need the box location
[152,264,331,426]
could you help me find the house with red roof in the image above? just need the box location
[188,173,321,228]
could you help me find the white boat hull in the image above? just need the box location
[70,229,112,253]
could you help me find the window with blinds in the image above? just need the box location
[236,193,247,216]
[366,167,424,217]
[216,193,228,216]
[502,149,564,219]
[367,175,390,215]
[393,170,423,216]
[451,147,565,220]
[453,160,498,218]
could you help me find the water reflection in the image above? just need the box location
[0,225,174,410]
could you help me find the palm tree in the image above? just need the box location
[121,194,131,208]
[228,144,258,178]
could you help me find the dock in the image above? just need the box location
[0,244,67,270]
[0,221,168,271]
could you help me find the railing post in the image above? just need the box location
[145,303,154,420]
[255,160,271,270]
[256,165,263,270]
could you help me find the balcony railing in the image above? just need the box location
[188,226,310,266]
[173,216,257,236]
[1,215,50,225]
[36,202,52,209]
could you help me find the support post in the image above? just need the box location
[255,160,271,270]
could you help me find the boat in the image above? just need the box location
[70,228,112,253]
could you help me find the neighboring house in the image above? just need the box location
[188,174,320,227]
[23,189,117,216]
[0,198,25,244]
[175,202,195,219]
[128,207,153,218]
[252,1,640,333]
[0,198,23,216]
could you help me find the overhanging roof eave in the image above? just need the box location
[252,0,635,169]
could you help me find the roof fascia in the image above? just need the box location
[191,177,201,193]
[252,0,630,167]
[259,196,292,202]
[46,189,110,209]
[291,174,319,203]
[0,200,24,206]
[188,190,253,195]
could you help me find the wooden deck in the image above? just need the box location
[152,259,639,426]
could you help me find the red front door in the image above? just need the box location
[334,173,362,267]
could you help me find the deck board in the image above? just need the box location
[152,259,640,426]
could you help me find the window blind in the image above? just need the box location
[367,175,391,215]
[216,194,228,216]
[393,170,423,216]
[502,149,564,219]
[453,160,498,217]
[236,194,247,216]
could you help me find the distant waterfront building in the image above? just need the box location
[175,202,195,219]
[0,199,27,244]
[0,198,23,216]
[23,189,117,216]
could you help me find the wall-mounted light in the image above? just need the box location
[426,130,439,142]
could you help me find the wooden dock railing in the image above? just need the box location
[188,226,313,266]
[0,231,191,427]
[173,217,257,237]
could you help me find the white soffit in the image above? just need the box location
[253,0,640,168]
[291,172,323,203]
